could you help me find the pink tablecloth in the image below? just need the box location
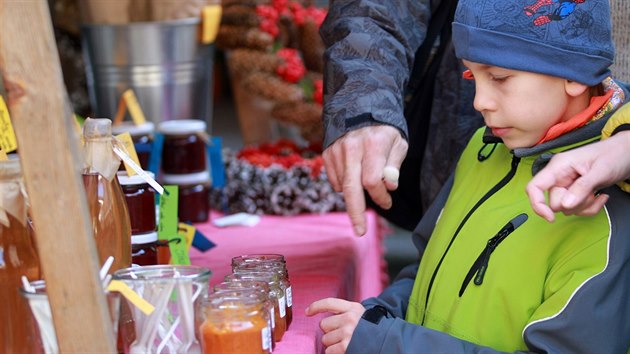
[190,210,389,354]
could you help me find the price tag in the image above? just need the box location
[115,132,142,176]
[0,96,18,153]
[201,5,222,44]
[207,136,225,188]
[0,148,8,161]
[178,223,196,250]
[123,89,147,126]
[158,186,190,265]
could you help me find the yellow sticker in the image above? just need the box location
[115,132,141,176]
[0,148,8,161]
[0,96,18,153]
[201,5,222,44]
[178,223,196,250]
[122,89,147,125]
[107,280,155,315]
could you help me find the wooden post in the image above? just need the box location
[0,0,116,352]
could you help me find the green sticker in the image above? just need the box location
[158,186,189,265]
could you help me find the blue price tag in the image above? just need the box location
[207,136,226,188]
[148,132,164,177]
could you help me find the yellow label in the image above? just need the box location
[113,94,127,126]
[0,96,18,153]
[115,132,141,176]
[201,5,222,44]
[0,148,8,161]
[108,280,155,315]
[122,89,147,125]
[178,223,196,250]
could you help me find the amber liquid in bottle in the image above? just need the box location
[83,173,132,272]
[0,215,42,354]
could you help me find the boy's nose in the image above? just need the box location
[473,85,496,113]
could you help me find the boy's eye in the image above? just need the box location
[490,75,508,82]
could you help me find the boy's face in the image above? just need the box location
[463,60,573,149]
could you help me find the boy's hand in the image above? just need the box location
[306,298,366,354]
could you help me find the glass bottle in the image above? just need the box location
[0,158,43,354]
[82,118,132,273]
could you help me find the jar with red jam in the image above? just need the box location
[117,171,157,234]
[131,232,159,266]
[112,121,155,170]
[161,171,211,223]
[158,119,208,175]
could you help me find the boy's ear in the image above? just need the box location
[564,80,589,97]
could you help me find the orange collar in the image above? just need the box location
[536,90,613,145]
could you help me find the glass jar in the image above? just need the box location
[117,171,157,234]
[225,271,287,342]
[200,293,271,354]
[83,118,132,274]
[158,119,208,175]
[213,282,276,350]
[0,159,42,354]
[232,256,293,329]
[113,265,211,354]
[112,121,155,170]
[161,171,211,223]
[131,232,158,266]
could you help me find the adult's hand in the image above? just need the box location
[323,125,408,236]
[305,298,366,354]
[526,131,630,222]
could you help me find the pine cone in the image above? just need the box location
[298,20,325,73]
[241,72,304,103]
[229,48,280,74]
[299,120,324,143]
[217,25,274,51]
[271,101,322,125]
[221,5,261,27]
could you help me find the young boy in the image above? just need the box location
[306,0,630,352]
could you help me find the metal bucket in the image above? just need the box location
[81,18,215,130]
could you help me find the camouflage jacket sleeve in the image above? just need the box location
[320,0,434,148]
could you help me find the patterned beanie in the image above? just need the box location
[452,0,615,86]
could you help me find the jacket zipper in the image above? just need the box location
[458,213,528,297]
[421,155,521,325]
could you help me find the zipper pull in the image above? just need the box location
[459,213,528,296]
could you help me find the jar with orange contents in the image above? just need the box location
[232,258,293,329]
[225,271,287,342]
[199,293,271,354]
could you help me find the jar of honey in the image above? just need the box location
[0,158,42,354]
[200,293,271,354]
[117,171,157,234]
[112,121,155,170]
[158,119,208,175]
[161,171,211,223]
[131,232,159,266]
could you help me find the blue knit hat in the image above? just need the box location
[452,0,615,86]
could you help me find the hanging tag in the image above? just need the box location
[113,145,164,195]
[115,132,142,177]
[122,89,148,125]
[207,136,225,188]
[0,148,8,161]
[0,96,18,153]
[107,280,155,315]
[113,93,128,126]
[158,185,189,265]
[201,5,222,44]
[178,223,196,250]
[148,133,164,177]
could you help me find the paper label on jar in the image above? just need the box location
[279,296,286,318]
[270,306,275,328]
[0,96,18,153]
[261,326,271,351]
[286,286,293,307]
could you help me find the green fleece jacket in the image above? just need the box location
[348,91,630,353]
